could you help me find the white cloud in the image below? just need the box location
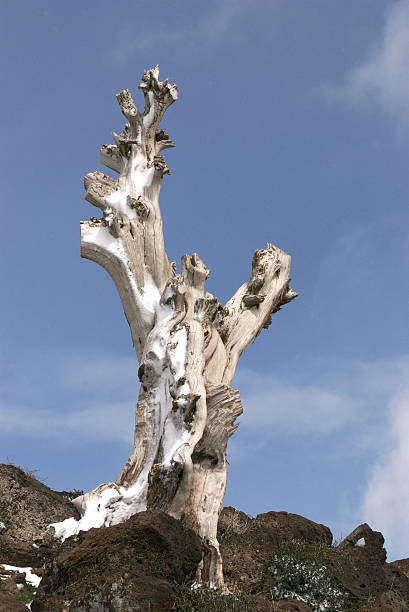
[0,401,134,444]
[235,356,409,437]
[236,370,364,435]
[0,349,136,447]
[343,1,409,124]
[232,358,409,558]
[108,0,282,66]
[361,385,409,560]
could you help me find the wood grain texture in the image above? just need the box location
[78,66,297,588]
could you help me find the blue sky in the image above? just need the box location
[1,1,408,559]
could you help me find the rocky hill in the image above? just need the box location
[1,464,409,611]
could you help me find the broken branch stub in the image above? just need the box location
[58,65,300,589]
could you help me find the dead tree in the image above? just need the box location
[52,66,297,588]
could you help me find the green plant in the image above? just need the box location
[268,540,357,612]
[173,587,253,611]
[15,583,37,604]
[219,509,251,541]
[59,489,84,501]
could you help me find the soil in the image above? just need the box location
[0,464,79,567]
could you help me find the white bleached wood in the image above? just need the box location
[54,66,297,589]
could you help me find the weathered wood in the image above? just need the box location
[100,144,123,174]
[53,66,297,590]
[188,384,243,587]
[84,171,118,211]
[216,244,298,384]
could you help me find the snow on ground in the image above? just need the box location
[0,564,42,588]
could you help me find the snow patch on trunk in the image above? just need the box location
[105,150,155,216]
[161,325,192,465]
[50,308,191,542]
[162,418,190,466]
[82,224,166,328]
[143,91,156,128]
[49,478,149,541]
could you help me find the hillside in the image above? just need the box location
[1,464,408,611]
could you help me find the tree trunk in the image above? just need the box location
[51,66,297,588]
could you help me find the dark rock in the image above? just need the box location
[330,523,402,604]
[338,523,386,563]
[273,601,313,612]
[31,510,202,612]
[14,572,27,584]
[255,510,333,545]
[219,509,409,610]
[245,593,312,611]
[358,590,409,611]
[0,565,40,611]
[218,506,332,594]
[0,464,79,566]
[355,558,409,611]
[172,588,313,611]
[389,557,409,579]
[1,466,408,612]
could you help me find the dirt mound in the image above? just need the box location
[0,464,79,566]
[31,510,202,612]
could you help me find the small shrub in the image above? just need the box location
[6,462,41,481]
[268,540,357,612]
[173,587,253,611]
[15,583,37,604]
[59,489,84,501]
[219,509,251,540]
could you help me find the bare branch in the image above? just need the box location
[100,145,123,174]
[182,253,209,293]
[84,171,118,211]
[82,67,176,348]
[138,65,178,165]
[80,220,157,358]
[116,88,138,121]
[216,244,298,383]
[139,65,178,129]
[155,129,176,153]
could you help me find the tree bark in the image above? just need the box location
[51,66,297,589]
